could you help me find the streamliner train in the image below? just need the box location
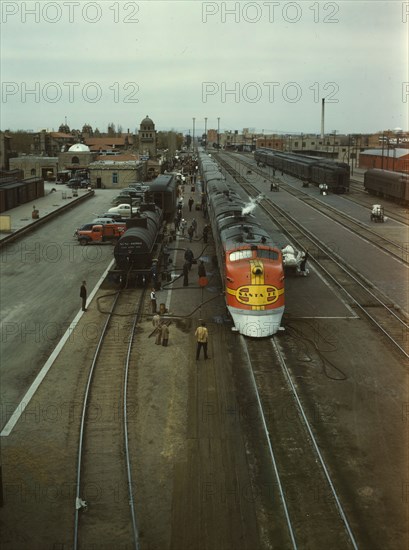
[254,148,350,193]
[199,152,285,337]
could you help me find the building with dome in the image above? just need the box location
[138,115,157,158]
[68,143,90,153]
[58,142,97,171]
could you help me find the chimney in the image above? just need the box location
[321,98,325,139]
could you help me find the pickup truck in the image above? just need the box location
[77,223,126,245]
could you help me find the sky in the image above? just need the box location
[1,0,408,136]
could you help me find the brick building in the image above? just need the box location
[359,148,409,172]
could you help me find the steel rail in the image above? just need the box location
[123,291,147,550]
[258,199,409,359]
[270,338,359,550]
[240,337,298,550]
[73,291,142,550]
[73,293,119,550]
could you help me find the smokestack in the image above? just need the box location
[321,98,325,139]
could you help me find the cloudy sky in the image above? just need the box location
[1,1,408,135]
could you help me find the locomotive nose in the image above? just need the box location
[252,266,263,275]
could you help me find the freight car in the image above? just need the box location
[363,169,409,204]
[199,151,285,337]
[146,173,178,221]
[112,204,165,285]
[254,149,350,193]
[0,176,44,213]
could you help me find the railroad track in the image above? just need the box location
[226,151,409,227]
[221,152,409,257]
[346,179,408,226]
[215,153,409,359]
[236,335,359,549]
[278,182,408,265]
[73,288,145,550]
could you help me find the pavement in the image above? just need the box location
[0,182,92,240]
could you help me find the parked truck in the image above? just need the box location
[77,223,126,245]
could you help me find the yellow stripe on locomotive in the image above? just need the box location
[225,254,284,311]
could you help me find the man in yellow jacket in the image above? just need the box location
[195,321,209,360]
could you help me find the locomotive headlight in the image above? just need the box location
[252,266,263,275]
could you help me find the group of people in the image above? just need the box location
[175,215,198,243]
[81,280,210,358]
[152,313,209,359]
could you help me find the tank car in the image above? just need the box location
[113,205,164,277]
[200,152,285,337]
[364,169,409,204]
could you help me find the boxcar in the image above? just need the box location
[147,174,177,221]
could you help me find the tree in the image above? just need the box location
[82,123,93,136]
[107,123,116,136]
[59,123,70,133]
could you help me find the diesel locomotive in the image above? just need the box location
[254,148,350,193]
[199,152,285,337]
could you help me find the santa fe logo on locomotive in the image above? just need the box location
[227,285,284,308]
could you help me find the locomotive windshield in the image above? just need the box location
[229,249,279,261]
[229,250,253,261]
[257,249,279,260]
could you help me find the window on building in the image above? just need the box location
[72,156,79,164]
[31,168,36,175]
[112,172,118,184]
[311,142,315,145]
[294,142,298,147]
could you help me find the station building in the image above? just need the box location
[88,159,146,189]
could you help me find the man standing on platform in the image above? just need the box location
[80,281,87,311]
[150,288,157,314]
[195,321,209,360]
[161,324,169,346]
[184,248,194,269]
